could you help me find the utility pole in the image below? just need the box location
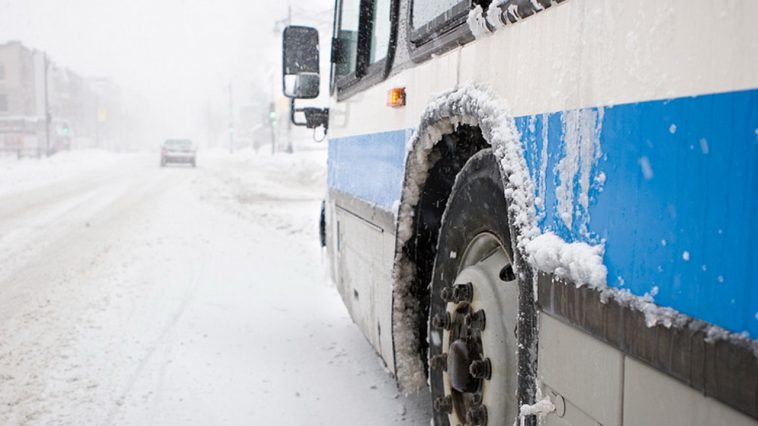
[205,99,214,149]
[228,81,234,153]
[269,101,276,155]
[285,3,294,154]
[272,2,295,155]
[43,53,51,157]
[95,97,100,148]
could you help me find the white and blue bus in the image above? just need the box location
[282,1,758,425]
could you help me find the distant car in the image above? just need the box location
[160,139,196,167]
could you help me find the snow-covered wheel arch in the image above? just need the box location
[391,84,544,392]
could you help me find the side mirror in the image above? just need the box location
[282,26,320,99]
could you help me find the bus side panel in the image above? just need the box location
[327,130,410,371]
[538,312,758,426]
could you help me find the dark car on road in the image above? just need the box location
[160,139,196,167]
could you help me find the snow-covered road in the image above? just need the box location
[0,149,431,425]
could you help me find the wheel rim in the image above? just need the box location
[431,232,519,425]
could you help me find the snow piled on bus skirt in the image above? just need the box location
[524,233,606,288]
[391,84,607,392]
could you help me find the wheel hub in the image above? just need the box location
[431,233,520,426]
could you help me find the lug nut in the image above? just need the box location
[432,312,451,330]
[466,404,488,425]
[440,287,454,303]
[430,353,448,372]
[500,264,516,282]
[452,282,473,303]
[433,395,452,414]
[469,358,491,380]
[464,309,486,331]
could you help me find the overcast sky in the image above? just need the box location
[0,0,333,139]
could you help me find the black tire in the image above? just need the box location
[428,148,529,426]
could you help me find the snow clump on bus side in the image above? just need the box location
[524,232,606,288]
[468,0,550,38]
[467,5,491,39]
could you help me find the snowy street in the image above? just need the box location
[1,0,756,424]
[0,149,430,425]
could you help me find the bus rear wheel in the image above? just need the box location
[428,149,519,426]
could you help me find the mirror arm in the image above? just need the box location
[289,99,329,133]
[290,98,307,127]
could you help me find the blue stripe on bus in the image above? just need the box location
[328,88,758,337]
[327,128,413,210]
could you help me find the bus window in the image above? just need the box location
[336,0,361,77]
[369,0,391,64]
[412,0,464,29]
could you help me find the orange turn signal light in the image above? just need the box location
[387,87,406,108]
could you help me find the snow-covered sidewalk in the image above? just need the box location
[0,148,431,425]
[0,150,132,197]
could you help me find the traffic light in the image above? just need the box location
[269,111,277,125]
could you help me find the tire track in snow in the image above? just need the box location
[0,163,179,425]
[103,268,200,425]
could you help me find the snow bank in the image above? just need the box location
[0,149,126,197]
[194,147,327,239]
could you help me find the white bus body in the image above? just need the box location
[283,1,758,424]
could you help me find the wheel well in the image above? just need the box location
[403,124,490,370]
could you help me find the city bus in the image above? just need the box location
[281,1,758,425]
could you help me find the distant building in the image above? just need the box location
[0,41,46,155]
[0,40,114,156]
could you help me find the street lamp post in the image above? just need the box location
[43,53,51,157]
[228,82,234,153]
